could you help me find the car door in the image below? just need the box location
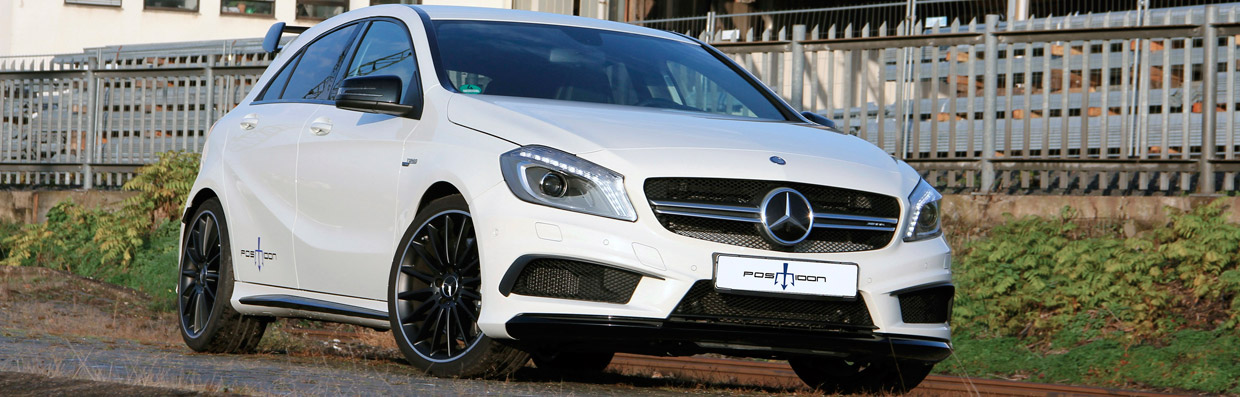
[293,19,423,300]
[222,23,357,287]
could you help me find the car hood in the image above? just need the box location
[447,95,910,194]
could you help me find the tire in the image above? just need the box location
[178,198,270,353]
[532,351,615,373]
[388,194,530,378]
[788,356,935,395]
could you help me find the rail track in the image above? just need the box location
[290,329,1180,396]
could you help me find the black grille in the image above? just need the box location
[670,281,874,329]
[898,286,954,324]
[511,259,642,304]
[645,178,900,253]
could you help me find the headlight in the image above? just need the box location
[500,146,637,221]
[903,180,942,242]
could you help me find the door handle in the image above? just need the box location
[309,117,332,136]
[240,113,259,130]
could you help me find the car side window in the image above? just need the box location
[346,20,418,103]
[259,54,300,102]
[281,24,361,101]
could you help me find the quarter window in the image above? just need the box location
[222,0,274,16]
[297,0,348,20]
[145,0,198,11]
[281,24,361,101]
[346,21,418,102]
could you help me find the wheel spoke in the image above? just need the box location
[186,229,202,263]
[457,302,478,324]
[399,265,435,284]
[203,282,216,300]
[444,309,453,357]
[459,256,479,274]
[409,240,446,273]
[459,289,481,302]
[199,217,214,259]
[204,271,220,281]
[181,269,198,277]
[423,224,447,271]
[204,252,220,267]
[403,299,437,325]
[398,287,436,301]
[454,219,473,270]
[193,288,207,332]
[443,215,457,266]
[419,307,445,346]
[451,306,470,346]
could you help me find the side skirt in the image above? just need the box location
[231,282,390,330]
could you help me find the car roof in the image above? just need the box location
[410,5,696,45]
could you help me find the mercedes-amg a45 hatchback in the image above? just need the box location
[176,5,953,393]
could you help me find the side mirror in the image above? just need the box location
[335,75,419,118]
[800,111,838,129]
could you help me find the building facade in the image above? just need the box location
[0,0,617,56]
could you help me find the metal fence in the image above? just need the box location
[0,39,274,188]
[6,5,1240,194]
[665,4,1240,194]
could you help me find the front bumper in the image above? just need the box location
[469,178,953,352]
[505,314,952,362]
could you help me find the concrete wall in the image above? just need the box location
[0,191,137,225]
[3,191,1238,226]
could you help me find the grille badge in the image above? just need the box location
[770,156,786,165]
[759,188,814,246]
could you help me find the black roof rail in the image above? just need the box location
[262,22,310,54]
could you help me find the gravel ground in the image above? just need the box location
[0,266,793,396]
[0,330,734,396]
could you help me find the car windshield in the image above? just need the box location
[433,20,787,120]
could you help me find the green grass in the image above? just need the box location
[940,329,1240,393]
[103,221,180,312]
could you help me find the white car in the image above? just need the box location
[176,5,953,393]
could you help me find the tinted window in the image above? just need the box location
[346,21,418,102]
[433,21,785,120]
[260,54,299,101]
[282,24,360,101]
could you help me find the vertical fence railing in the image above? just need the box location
[0,40,272,189]
[3,8,1240,194]
[647,4,1240,195]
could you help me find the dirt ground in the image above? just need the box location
[0,266,800,396]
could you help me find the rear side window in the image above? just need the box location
[280,24,361,101]
[259,54,299,101]
[346,21,418,103]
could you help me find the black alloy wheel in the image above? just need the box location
[394,209,484,362]
[180,211,223,338]
[389,195,529,378]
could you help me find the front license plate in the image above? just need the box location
[714,255,858,298]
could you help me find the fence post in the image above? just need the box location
[791,25,806,112]
[705,11,717,42]
[205,55,216,148]
[1199,5,1218,195]
[980,14,999,193]
[82,54,98,190]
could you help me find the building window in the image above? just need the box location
[371,0,420,4]
[222,0,274,16]
[146,0,199,11]
[65,0,121,6]
[297,0,348,20]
